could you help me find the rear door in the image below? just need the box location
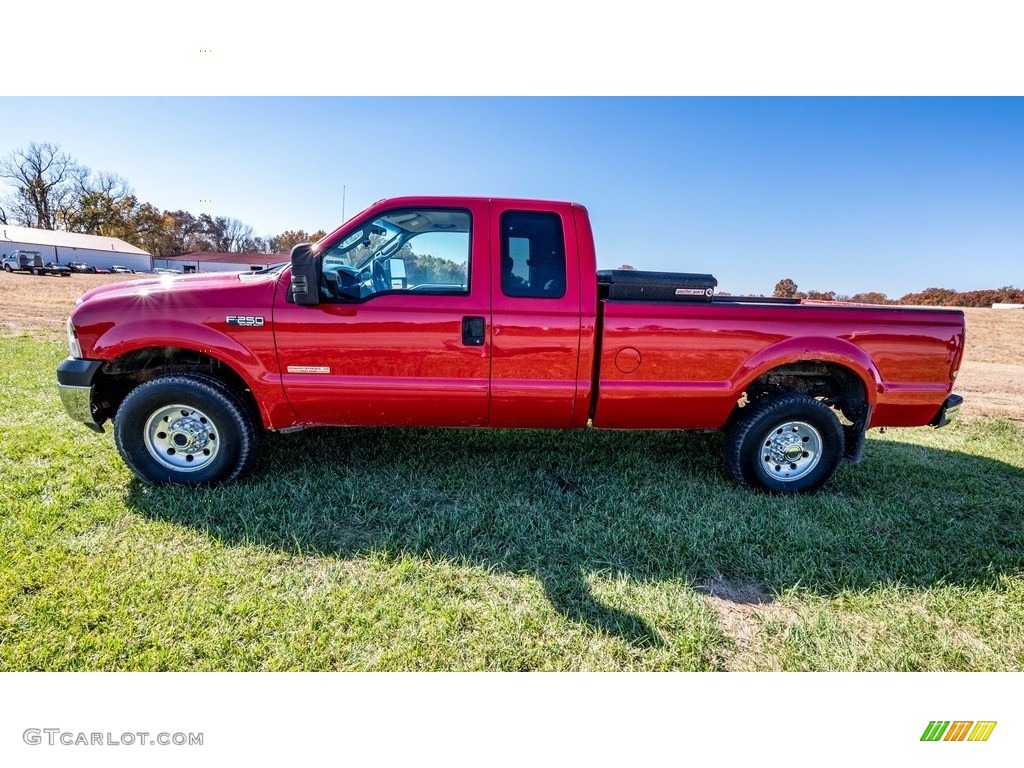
[488,202,583,428]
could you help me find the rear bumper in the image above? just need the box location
[56,358,106,433]
[929,394,964,428]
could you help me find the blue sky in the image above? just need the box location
[0,97,1021,297]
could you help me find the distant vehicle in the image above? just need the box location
[44,262,72,277]
[2,250,72,277]
[68,262,97,274]
[93,267,112,274]
[153,268,180,275]
[110,265,134,274]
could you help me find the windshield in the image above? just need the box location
[323,221,402,270]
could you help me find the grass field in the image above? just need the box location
[2,315,1022,670]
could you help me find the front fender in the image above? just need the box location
[89,320,263,379]
[80,319,296,430]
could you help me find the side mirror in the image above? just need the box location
[289,243,319,306]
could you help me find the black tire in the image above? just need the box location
[114,374,260,486]
[725,393,845,494]
[3,264,11,272]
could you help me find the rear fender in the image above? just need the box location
[733,336,881,408]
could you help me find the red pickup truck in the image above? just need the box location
[56,196,965,493]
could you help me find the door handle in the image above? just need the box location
[461,316,486,346]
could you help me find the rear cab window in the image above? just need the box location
[500,211,566,298]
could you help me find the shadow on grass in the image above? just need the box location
[126,424,1024,647]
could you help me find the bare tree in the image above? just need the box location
[0,142,84,229]
[214,217,259,252]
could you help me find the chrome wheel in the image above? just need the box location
[760,420,822,482]
[144,403,220,472]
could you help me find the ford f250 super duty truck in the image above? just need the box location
[56,196,965,493]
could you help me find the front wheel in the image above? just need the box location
[724,393,845,493]
[114,374,260,485]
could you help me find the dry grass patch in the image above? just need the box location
[0,271,139,338]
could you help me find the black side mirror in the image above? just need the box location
[290,243,319,306]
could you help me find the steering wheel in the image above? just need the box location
[371,260,389,293]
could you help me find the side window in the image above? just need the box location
[320,209,470,301]
[500,211,566,298]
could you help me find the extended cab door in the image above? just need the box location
[272,200,491,427]
[488,201,584,428]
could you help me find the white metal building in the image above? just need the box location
[0,225,152,272]
[153,252,287,274]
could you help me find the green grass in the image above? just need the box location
[2,335,1022,670]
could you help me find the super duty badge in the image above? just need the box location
[226,315,265,327]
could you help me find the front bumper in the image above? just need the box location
[929,394,964,428]
[56,358,105,433]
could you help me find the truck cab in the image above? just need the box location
[285,197,595,429]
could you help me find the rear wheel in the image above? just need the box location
[725,392,845,493]
[114,374,260,485]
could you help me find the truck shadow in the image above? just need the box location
[126,425,1024,649]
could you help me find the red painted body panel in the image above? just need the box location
[67,196,966,437]
[593,302,964,429]
[488,199,585,428]
[71,272,297,430]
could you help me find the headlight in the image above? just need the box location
[66,318,82,358]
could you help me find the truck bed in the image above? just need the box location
[592,297,965,430]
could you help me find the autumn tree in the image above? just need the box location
[268,229,328,254]
[773,278,799,298]
[847,292,892,305]
[804,290,836,301]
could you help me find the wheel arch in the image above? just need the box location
[732,337,880,409]
[92,345,266,429]
[727,339,878,463]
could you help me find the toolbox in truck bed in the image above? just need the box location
[597,270,717,301]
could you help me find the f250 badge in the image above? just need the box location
[226,315,265,327]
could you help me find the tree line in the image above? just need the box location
[773,278,1023,308]
[0,142,326,256]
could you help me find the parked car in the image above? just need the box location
[110,265,134,274]
[153,268,180,275]
[68,262,97,274]
[44,262,72,277]
[57,195,966,492]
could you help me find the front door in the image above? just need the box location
[273,203,491,427]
